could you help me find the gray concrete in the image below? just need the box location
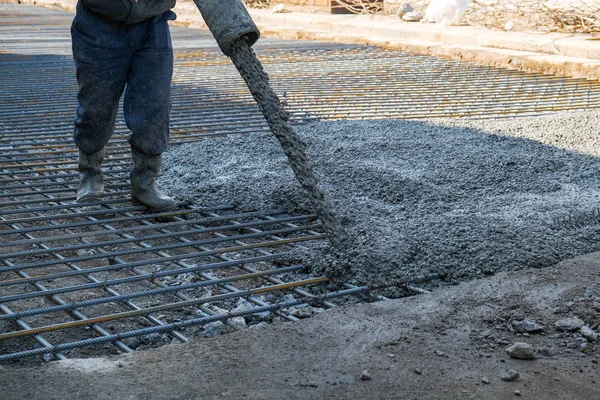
[161,112,600,285]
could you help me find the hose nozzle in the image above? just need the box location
[193,0,261,56]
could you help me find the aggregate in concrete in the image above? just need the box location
[160,110,600,285]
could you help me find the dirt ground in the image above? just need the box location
[463,0,600,34]
[2,251,599,399]
[262,0,600,34]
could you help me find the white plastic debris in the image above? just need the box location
[272,4,286,14]
[504,20,515,31]
[424,0,471,26]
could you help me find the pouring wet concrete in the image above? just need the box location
[160,110,600,286]
[227,39,350,250]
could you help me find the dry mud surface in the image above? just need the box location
[161,111,600,286]
[2,252,599,399]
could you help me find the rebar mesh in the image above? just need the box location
[1,3,599,364]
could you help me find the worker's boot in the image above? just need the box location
[130,148,176,212]
[77,148,105,203]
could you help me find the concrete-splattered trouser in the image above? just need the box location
[71,0,177,211]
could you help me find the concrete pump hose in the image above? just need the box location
[193,0,261,56]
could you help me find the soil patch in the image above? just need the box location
[161,111,600,286]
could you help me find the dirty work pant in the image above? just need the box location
[71,2,175,156]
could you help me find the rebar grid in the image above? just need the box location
[2,3,598,363]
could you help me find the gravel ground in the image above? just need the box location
[160,110,600,285]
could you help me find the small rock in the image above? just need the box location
[234,298,252,310]
[402,11,422,22]
[514,390,521,396]
[203,321,224,338]
[555,317,585,331]
[360,370,372,381]
[481,376,489,384]
[229,316,247,330]
[506,342,535,360]
[139,333,162,346]
[246,310,272,324]
[504,20,515,31]
[291,307,313,319]
[435,350,446,357]
[413,367,422,375]
[212,306,229,315]
[539,347,556,357]
[76,248,94,257]
[581,326,598,342]
[386,353,396,358]
[512,319,544,334]
[500,369,520,382]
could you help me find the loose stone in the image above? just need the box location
[512,319,544,334]
[203,321,224,338]
[360,370,372,381]
[581,326,598,342]
[506,342,535,360]
[539,347,556,357]
[500,369,520,382]
[555,317,585,331]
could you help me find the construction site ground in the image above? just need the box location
[1,1,600,399]
[2,253,600,399]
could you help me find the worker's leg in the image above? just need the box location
[71,2,132,201]
[124,11,177,211]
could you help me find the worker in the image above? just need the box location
[71,0,178,211]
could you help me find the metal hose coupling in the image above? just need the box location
[193,0,260,56]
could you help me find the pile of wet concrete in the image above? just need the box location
[160,111,600,286]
